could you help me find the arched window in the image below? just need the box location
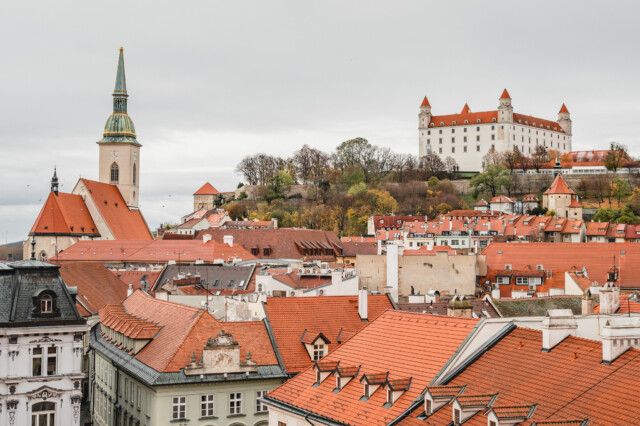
[32,401,56,426]
[133,163,137,185]
[40,294,53,313]
[110,162,119,184]
[38,251,47,262]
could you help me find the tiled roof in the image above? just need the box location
[430,110,498,127]
[403,246,457,256]
[500,88,511,99]
[263,295,393,374]
[340,240,378,257]
[397,298,499,318]
[29,192,99,236]
[594,292,640,314]
[271,272,332,290]
[513,113,564,132]
[401,327,640,425]
[372,215,425,231]
[112,270,160,293]
[52,239,254,263]
[420,96,431,108]
[194,228,341,261]
[586,221,608,236]
[484,242,640,288]
[193,182,219,195]
[267,311,477,425]
[57,262,130,316]
[490,195,514,204]
[101,290,277,372]
[80,179,152,240]
[559,103,569,114]
[544,174,575,195]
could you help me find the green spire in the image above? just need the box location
[99,47,139,145]
[114,47,127,95]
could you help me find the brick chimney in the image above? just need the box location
[542,309,577,351]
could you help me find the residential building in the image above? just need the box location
[262,293,393,375]
[367,215,425,236]
[418,89,571,171]
[25,48,152,261]
[397,310,640,425]
[523,149,640,175]
[586,221,640,242]
[194,228,342,262]
[52,237,255,265]
[90,290,285,426]
[0,260,88,426]
[337,236,378,265]
[263,311,478,425]
[255,264,359,298]
[489,195,515,214]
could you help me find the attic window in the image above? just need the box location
[504,264,512,270]
[536,264,544,271]
[40,294,53,313]
[313,343,326,361]
[263,247,272,256]
[476,119,481,123]
[251,247,259,255]
[33,290,59,317]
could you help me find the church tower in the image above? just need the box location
[97,47,141,208]
[418,96,432,158]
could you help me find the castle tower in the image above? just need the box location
[557,103,572,136]
[418,96,432,157]
[497,88,513,124]
[97,47,141,208]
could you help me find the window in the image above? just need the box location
[32,347,43,376]
[451,137,455,143]
[439,138,442,144]
[476,146,480,152]
[312,343,326,361]
[438,148,442,154]
[491,125,495,130]
[425,398,432,414]
[278,422,287,426]
[110,162,119,184]
[172,396,186,420]
[438,129,442,134]
[47,346,57,375]
[201,394,214,417]
[476,135,480,142]
[387,387,393,405]
[454,408,461,424]
[229,392,242,415]
[463,127,467,132]
[32,401,55,426]
[427,130,431,135]
[463,146,467,153]
[451,128,455,133]
[40,295,53,313]
[363,383,370,398]
[256,390,268,413]
[516,277,529,285]
[463,136,467,142]
[451,147,455,153]
[476,126,480,131]
[491,134,495,140]
[133,163,137,185]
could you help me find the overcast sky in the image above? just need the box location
[1,0,639,242]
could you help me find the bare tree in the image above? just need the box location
[420,152,446,178]
[530,145,549,173]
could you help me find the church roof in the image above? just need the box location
[193,182,220,195]
[544,174,575,195]
[79,179,152,240]
[29,192,99,237]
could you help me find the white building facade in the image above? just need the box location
[0,261,88,426]
[418,89,572,172]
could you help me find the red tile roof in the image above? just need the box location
[430,110,498,127]
[420,96,431,108]
[513,113,564,133]
[401,327,640,425]
[404,246,457,256]
[100,290,277,372]
[490,195,515,204]
[372,215,425,231]
[52,239,254,263]
[543,174,575,195]
[461,103,471,114]
[263,295,393,374]
[267,311,478,425]
[500,88,511,99]
[559,103,569,114]
[29,192,99,236]
[58,262,129,316]
[80,179,152,240]
[112,270,160,292]
[193,182,219,195]
[483,242,640,288]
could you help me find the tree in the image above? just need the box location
[332,137,379,182]
[443,156,459,178]
[224,202,248,220]
[530,145,549,172]
[420,152,446,178]
[265,169,295,202]
[502,147,523,174]
[293,145,330,184]
[482,148,503,171]
[604,142,629,173]
[236,155,260,185]
[611,177,632,206]
[470,165,512,197]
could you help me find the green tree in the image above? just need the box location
[470,165,512,197]
[604,142,629,173]
[611,177,632,206]
[265,169,295,202]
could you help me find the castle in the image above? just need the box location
[418,89,572,172]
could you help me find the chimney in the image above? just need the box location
[358,289,368,320]
[581,294,593,316]
[202,233,212,243]
[127,283,134,297]
[223,235,234,247]
[601,317,640,364]
[598,282,620,315]
[542,309,577,351]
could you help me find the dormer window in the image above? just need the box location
[40,294,53,313]
[313,343,326,361]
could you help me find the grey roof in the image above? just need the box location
[90,328,286,387]
[0,261,85,326]
[492,296,588,317]
[397,297,500,319]
[155,264,256,292]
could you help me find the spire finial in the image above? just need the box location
[114,47,127,96]
[51,167,59,195]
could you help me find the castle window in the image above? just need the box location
[110,162,119,184]
[133,163,137,185]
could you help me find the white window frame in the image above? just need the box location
[229,392,242,415]
[256,390,268,413]
[201,394,214,417]
[312,343,326,361]
[172,396,186,420]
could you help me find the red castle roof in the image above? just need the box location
[193,182,219,196]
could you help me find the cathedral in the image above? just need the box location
[24,48,152,260]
